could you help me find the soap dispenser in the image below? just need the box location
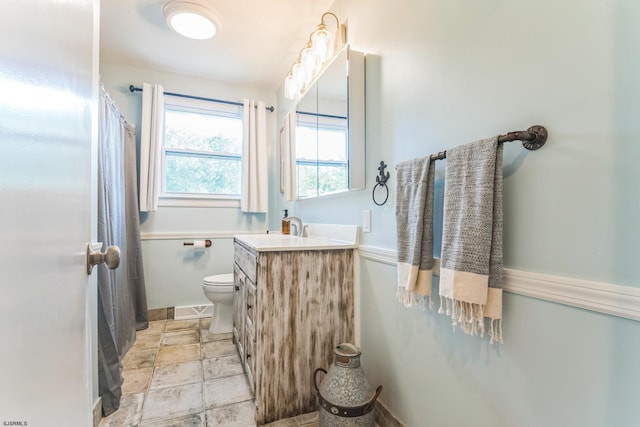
[282,209,290,235]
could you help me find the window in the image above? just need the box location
[295,112,348,199]
[161,96,243,204]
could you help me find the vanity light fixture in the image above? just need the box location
[163,0,220,40]
[284,12,347,100]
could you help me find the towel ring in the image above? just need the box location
[372,161,390,206]
[372,183,389,206]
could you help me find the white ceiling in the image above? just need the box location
[100,0,335,91]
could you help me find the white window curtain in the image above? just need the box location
[241,99,268,213]
[283,110,297,201]
[139,83,164,212]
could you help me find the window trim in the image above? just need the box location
[158,194,240,208]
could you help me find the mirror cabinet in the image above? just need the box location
[293,46,365,199]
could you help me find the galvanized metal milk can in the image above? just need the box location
[314,343,382,427]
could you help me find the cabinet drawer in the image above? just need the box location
[234,241,257,282]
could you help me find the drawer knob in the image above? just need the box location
[235,285,240,291]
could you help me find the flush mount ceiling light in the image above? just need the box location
[163,1,220,40]
[284,12,347,100]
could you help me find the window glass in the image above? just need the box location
[162,96,243,198]
[295,112,348,198]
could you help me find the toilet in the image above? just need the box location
[201,273,234,334]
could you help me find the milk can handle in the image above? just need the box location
[363,385,383,414]
[313,368,327,393]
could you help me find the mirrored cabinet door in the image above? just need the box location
[292,46,365,199]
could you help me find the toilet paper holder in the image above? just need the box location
[183,240,212,248]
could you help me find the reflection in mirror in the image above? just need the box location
[296,48,348,198]
[293,46,365,199]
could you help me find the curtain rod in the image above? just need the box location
[429,125,548,161]
[128,85,274,113]
[296,110,348,120]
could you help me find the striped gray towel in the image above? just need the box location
[395,157,435,309]
[439,137,504,343]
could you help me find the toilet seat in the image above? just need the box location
[203,273,233,286]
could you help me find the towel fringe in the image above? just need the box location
[396,287,413,308]
[416,294,430,311]
[489,318,504,344]
[396,287,431,311]
[418,294,432,311]
[439,297,502,343]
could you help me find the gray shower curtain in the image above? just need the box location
[97,86,148,416]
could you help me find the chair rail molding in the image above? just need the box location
[140,231,258,241]
[358,245,640,322]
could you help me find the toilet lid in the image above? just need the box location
[203,273,234,285]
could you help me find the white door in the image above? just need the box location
[0,1,99,426]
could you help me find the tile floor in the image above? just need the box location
[98,318,322,427]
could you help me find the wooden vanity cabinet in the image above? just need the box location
[232,264,245,367]
[233,240,257,390]
[232,239,354,425]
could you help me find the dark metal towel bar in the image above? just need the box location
[429,125,548,161]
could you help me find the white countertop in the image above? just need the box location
[234,234,357,252]
[234,224,359,252]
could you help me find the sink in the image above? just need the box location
[235,223,358,252]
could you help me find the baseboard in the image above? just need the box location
[375,400,405,427]
[148,305,213,321]
[148,307,175,321]
[93,397,102,427]
[174,304,213,320]
[358,245,640,322]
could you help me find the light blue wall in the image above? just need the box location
[100,63,276,309]
[100,0,640,423]
[273,0,640,426]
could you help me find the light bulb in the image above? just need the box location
[292,61,306,87]
[301,46,320,76]
[311,26,333,63]
[284,75,294,99]
[285,74,299,99]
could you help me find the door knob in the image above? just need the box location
[86,242,121,275]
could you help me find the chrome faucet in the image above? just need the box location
[284,216,303,237]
